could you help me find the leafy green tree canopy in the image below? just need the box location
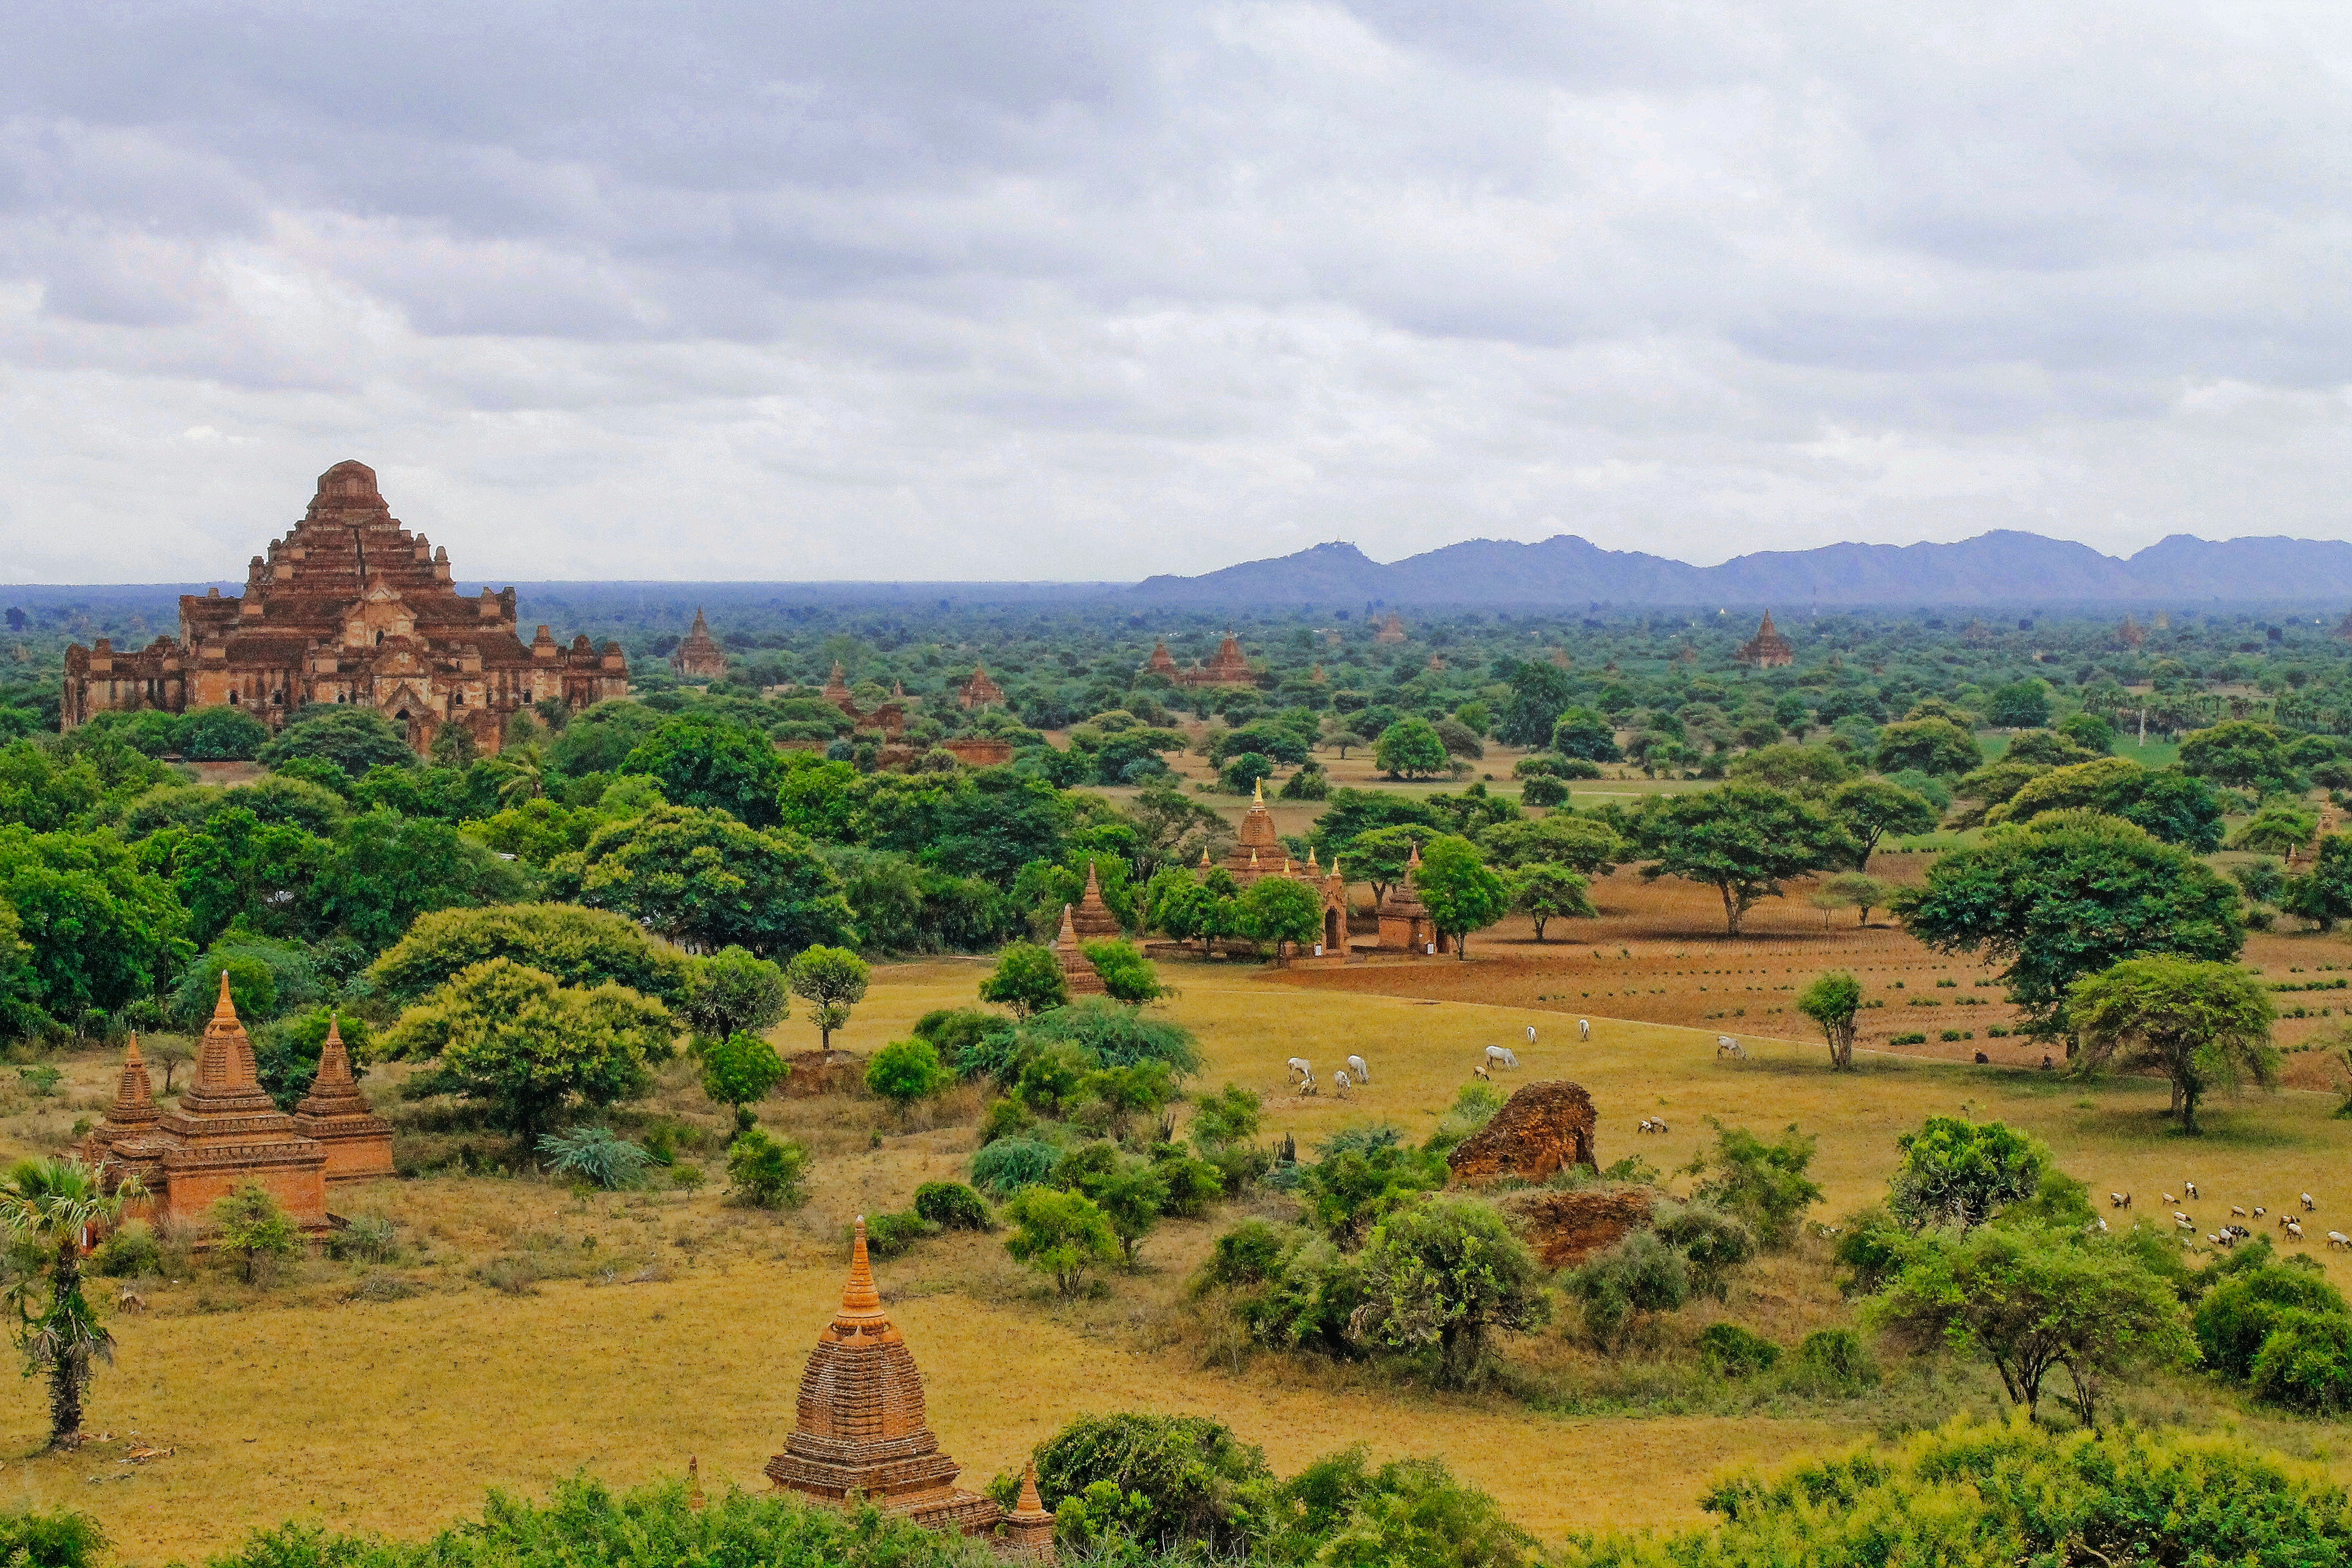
[1630,785,1850,937]
[2067,956,2277,1135]
[258,707,417,779]
[579,806,854,958]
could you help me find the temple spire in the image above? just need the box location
[839,1216,885,1322]
[213,969,238,1022]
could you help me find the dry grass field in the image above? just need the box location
[0,880,2348,1562]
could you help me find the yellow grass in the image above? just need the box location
[5,963,2351,1562]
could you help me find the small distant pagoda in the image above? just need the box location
[1143,640,1182,678]
[292,1019,396,1185]
[2117,614,2146,649]
[958,662,1006,710]
[1070,862,1123,939]
[1736,611,1795,668]
[769,1220,1055,1561]
[669,609,728,681]
[1376,842,1439,954]
[1169,632,1255,688]
[1052,906,1108,996]
[1373,613,1407,644]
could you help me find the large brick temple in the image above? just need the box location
[60,460,629,756]
[769,1218,1054,1561]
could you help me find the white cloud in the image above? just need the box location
[1,0,2349,581]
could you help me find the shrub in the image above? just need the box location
[0,1507,105,1568]
[1423,1081,1505,1156]
[1690,1121,1822,1249]
[1796,1327,1876,1387]
[862,1211,938,1257]
[326,1215,399,1265]
[1697,1321,1782,1378]
[1569,1229,1690,1351]
[1521,776,1569,808]
[2248,1309,2352,1414]
[1280,1451,1533,1568]
[1353,1198,1551,1386]
[1652,1202,1757,1299]
[211,1184,300,1285]
[90,1223,160,1279]
[971,1136,1064,1197]
[1030,1412,1273,1553]
[914,1181,994,1231]
[865,1037,955,1112]
[2195,1264,2348,1382]
[1020,999,1202,1075]
[913,1006,1016,1079]
[1890,1031,1928,1045]
[724,1127,810,1209]
[537,1126,655,1190]
[1002,1187,1119,1298]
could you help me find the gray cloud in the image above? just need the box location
[2,0,2349,582]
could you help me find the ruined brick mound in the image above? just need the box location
[781,1050,867,1098]
[1445,1080,1598,1185]
[1499,1188,1656,1270]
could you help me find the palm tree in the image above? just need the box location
[0,1157,141,1447]
[491,746,547,809]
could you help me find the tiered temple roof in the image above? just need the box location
[1052,906,1108,996]
[1070,861,1123,939]
[292,1019,396,1185]
[769,1219,1030,1550]
[1373,613,1407,643]
[1222,778,1284,884]
[959,663,1006,710]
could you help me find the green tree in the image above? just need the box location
[1867,1223,2194,1424]
[1795,971,1864,1070]
[1478,815,1623,876]
[1872,718,1981,777]
[1090,1161,1169,1267]
[2195,1263,2347,1382]
[698,1030,788,1125]
[866,1037,955,1115]
[1985,680,2052,729]
[2179,720,2301,796]
[257,707,416,779]
[1511,863,1594,941]
[724,1126,810,1208]
[1144,867,1215,954]
[1895,812,2244,1036]
[1630,785,1850,936]
[2282,834,2352,930]
[1413,836,1511,960]
[176,705,270,761]
[210,1183,301,1285]
[1498,664,1575,749]
[1568,1229,1691,1352]
[579,806,855,958]
[135,807,330,947]
[1822,871,1884,924]
[314,810,531,952]
[383,958,673,1141]
[1218,752,1276,794]
[0,825,191,1017]
[1237,875,1322,960]
[1723,744,1854,797]
[1375,718,1451,781]
[1827,778,1937,869]
[0,905,51,1041]
[1885,1117,2051,1229]
[1081,1061,1179,1142]
[1350,1197,1550,1387]
[0,1157,139,1447]
[368,903,701,1007]
[1003,1186,1120,1298]
[2249,1309,2352,1414]
[618,713,790,827]
[1549,707,1622,763]
[1303,1139,1448,1248]
[1345,824,1435,906]
[786,945,870,1050]
[679,945,789,1038]
[979,942,1068,1017]
[1689,1121,1821,1247]
[2067,956,2277,1134]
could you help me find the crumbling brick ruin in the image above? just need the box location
[1444,1080,1599,1185]
[770,1218,1055,1561]
[1498,1189,1655,1269]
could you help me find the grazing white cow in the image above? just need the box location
[2305,1194,2318,1211]
[2253,1206,2267,1218]
[1578,1019,1591,1042]
[1484,1045,1518,1070]
[1332,1070,1352,1099]
[2329,1231,2351,1251]
[1287,1057,1311,1084]
[1295,1070,1317,1097]
[1637,1117,1670,1135]
[2287,1219,2305,1242]
[1715,1036,1745,1060]
[1347,1054,1370,1084]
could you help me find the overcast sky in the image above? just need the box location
[4,2,2349,584]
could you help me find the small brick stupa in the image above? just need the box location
[959,663,1006,710]
[1376,842,1436,954]
[1736,611,1795,668]
[770,1219,1052,1559]
[1052,905,1108,997]
[1070,861,1122,939]
[292,1019,396,1185]
[671,609,728,680]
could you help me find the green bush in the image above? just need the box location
[327,1215,399,1265]
[1796,1327,1876,1387]
[913,1181,993,1231]
[971,1137,1064,1196]
[1569,1229,1691,1351]
[724,1127,809,1210]
[2196,1264,2347,1382]
[1019,999,1202,1076]
[2249,1308,2352,1414]
[1521,776,1569,808]
[1030,1412,1274,1552]
[1652,1202,1757,1299]
[1697,1322,1782,1378]
[862,1211,938,1257]
[1890,1031,1928,1045]
[537,1126,655,1190]
[90,1222,160,1278]
[0,1507,105,1568]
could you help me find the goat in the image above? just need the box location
[1295,1070,1317,1097]
[1347,1054,1370,1084]
[1578,1019,1590,1041]
[2173,1210,2192,1224]
[2163,1192,2177,1205]
[1331,1070,1352,1099]
[1472,1063,1491,1081]
[1484,1045,1518,1070]
[2253,1206,2267,1218]
[1715,1036,1745,1060]
[1286,1057,1311,1084]
[2286,1219,2305,1242]
[2231,1205,2248,1219]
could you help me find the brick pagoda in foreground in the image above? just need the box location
[770,1219,1054,1561]
[84,977,391,1239]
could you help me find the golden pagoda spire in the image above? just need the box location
[1251,776,1264,806]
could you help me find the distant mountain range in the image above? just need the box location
[1131,532,2352,608]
